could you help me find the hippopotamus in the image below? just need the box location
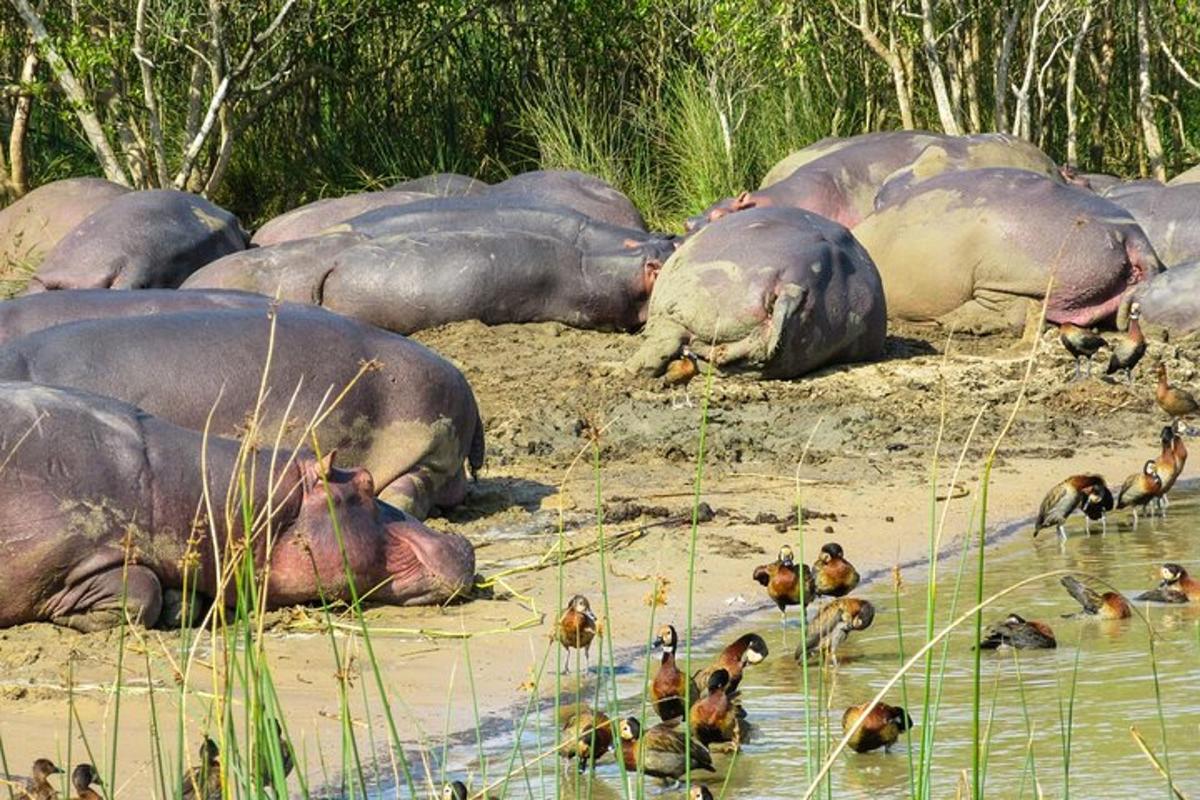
[1131,259,1200,334]
[391,172,489,196]
[0,178,129,277]
[0,287,275,345]
[692,131,1059,231]
[0,306,485,518]
[25,189,248,292]
[1169,163,1200,185]
[251,191,430,246]
[0,381,474,631]
[628,207,887,380]
[182,232,370,301]
[853,168,1162,332]
[484,170,646,230]
[1101,182,1200,266]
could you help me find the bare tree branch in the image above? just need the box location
[134,0,170,187]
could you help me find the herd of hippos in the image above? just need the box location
[4,128,1200,797]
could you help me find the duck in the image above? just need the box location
[651,624,700,722]
[20,759,63,800]
[689,787,715,800]
[796,598,875,665]
[556,594,598,674]
[1156,364,1199,422]
[1060,575,1132,619]
[1135,563,1200,603]
[977,614,1056,650]
[181,737,221,800]
[1034,474,1113,537]
[69,765,102,800]
[691,633,768,697]
[1105,302,1146,385]
[1117,460,1164,527]
[753,544,815,625]
[258,719,294,790]
[664,346,701,409]
[618,717,714,783]
[841,701,913,753]
[813,542,860,597]
[443,783,469,800]
[559,703,613,773]
[1060,323,1106,380]
[688,669,740,747]
[1154,423,1188,512]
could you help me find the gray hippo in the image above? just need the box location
[1132,259,1200,334]
[0,287,276,345]
[692,131,1059,230]
[0,381,474,631]
[854,169,1162,332]
[629,207,886,380]
[0,306,484,518]
[25,189,248,292]
[182,232,370,301]
[485,170,646,230]
[1101,182,1200,266]
[251,191,430,246]
[391,173,489,196]
[0,178,129,278]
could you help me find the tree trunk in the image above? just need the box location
[1066,4,1094,167]
[1087,13,1116,167]
[919,0,962,134]
[1012,0,1050,140]
[135,0,170,187]
[964,18,983,132]
[1136,0,1165,180]
[848,0,915,129]
[9,49,38,197]
[994,4,1022,133]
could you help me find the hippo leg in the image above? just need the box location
[936,292,1031,334]
[430,468,469,515]
[45,564,164,632]
[380,471,437,520]
[159,587,213,629]
[627,320,690,376]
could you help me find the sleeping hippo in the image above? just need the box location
[628,207,886,379]
[391,172,489,196]
[0,178,129,278]
[854,168,1162,332]
[1131,259,1200,334]
[0,381,475,631]
[251,191,430,246]
[0,306,485,518]
[484,170,646,230]
[25,189,248,292]
[0,287,275,345]
[182,232,370,301]
[1101,181,1200,267]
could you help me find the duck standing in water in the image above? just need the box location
[1105,303,1146,385]
[813,542,860,597]
[618,717,714,783]
[1034,475,1113,537]
[651,624,700,722]
[691,633,768,696]
[1154,423,1188,513]
[977,614,1056,649]
[181,737,221,800]
[841,701,913,753]
[1136,563,1200,603]
[797,598,875,665]
[559,704,613,773]
[689,668,741,747]
[1060,322,1106,380]
[689,786,715,800]
[1156,364,1199,424]
[20,759,63,800]
[1117,460,1164,527]
[556,594,598,674]
[1060,576,1132,619]
[664,346,701,409]
[753,544,815,626]
[69,765,102,800]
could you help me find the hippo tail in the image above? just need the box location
[467,409,485,481]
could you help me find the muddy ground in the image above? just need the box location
[1,314,1195,794]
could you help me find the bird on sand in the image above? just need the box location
[1034,475,1113,537]
[753,544,815,625]
[1105,302,1146,385]
[977,614,1056,650]
[1060,322,1106,379]
[664,345,701,409]
[1060,575,1131,619]
[796,598,875,665]
[556,594,598,674]
[1156,364,1199,423]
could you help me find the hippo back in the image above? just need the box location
[251,191,430,246]
[1103,182,1200,267]
[1133,260,1200,333]
[485,170,646,230]
[181,232,369,301]
[391,173,489,196]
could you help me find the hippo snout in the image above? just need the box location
[383,511,476,605]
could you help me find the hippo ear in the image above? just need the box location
[301,449,338,493]
[643,259,661,291]
[317,449,337,479]
[731,191,757,211]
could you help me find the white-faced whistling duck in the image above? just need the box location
[1154,423,1188,513]
[1060,575,1132,620]
[689,786,715,800]
[1117,460,1164,528]
[1034,475,1113,538]
[1105,302,1145,385]
[664,345,701,409]
[689,668,741,747]
[443,782,468,800]
[813,542,860,597]
[691,633,768,697]
[1135,563,1200,603]
[1060,322,1107,380]
[21,759,63,800]
[618,717,715,783]
[753,544,815,626]
[181,737,221,800]
[556,594,598,674]
[797,598,875,665]
[70,764,102,800]
[1156,364,1200,422]
[651,624,700,722]
[559,703,614,773]
[977,614,1056,650]
[842,701,913,753]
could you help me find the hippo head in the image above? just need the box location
[272,452,475,607]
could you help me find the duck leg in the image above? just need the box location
[1131,508,1140,530]
[1072,358,1083,382]
[561,648,572,674]
[1057,523,1067,540]
[683,385,694,408]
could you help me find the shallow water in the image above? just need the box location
[398,490,1200,799]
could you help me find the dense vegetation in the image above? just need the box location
[2,0,1199,230]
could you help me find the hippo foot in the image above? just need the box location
[159,588,213,629]
[379,473,435,520]
[936,294,1030,335]
[47,564,163,632]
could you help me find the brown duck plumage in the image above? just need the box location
[618,717,714,780]
[1034,474,1113,537]
[181,737,221,800]
[797,598,875,664]
[1060,323,1106,379]
[813,542,860,597]
[1136,563,1200,603]
[1156,364,1199,419]
[1117,460,1164,526]
[1060,576,1131,619]
[691,633,768,697]
[650,624,700,721]
[1105,303,1145,385]
[559,704,613,773]
[977,614,1056,649]
[688,668,740,747]
[842,701,913,753]
[752,544,815,624]
[20,759,63,800]
[556,594,598,673]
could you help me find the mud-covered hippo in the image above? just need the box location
[692,131,1059,230]
[854,168,1162,332]
[1101,182,1200,267]
[629,207,886,379]
[0,178,129,277]
[485,170,646,230]
[1169,163,1200,186]
[182,233,369,301]
[0,381,474,631]
[251,191,430,246]
[0,287,275,345]
[25,189,248,292]
[1131,259,1200,334]
[391,172,489,196]
[0,307,484,518]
